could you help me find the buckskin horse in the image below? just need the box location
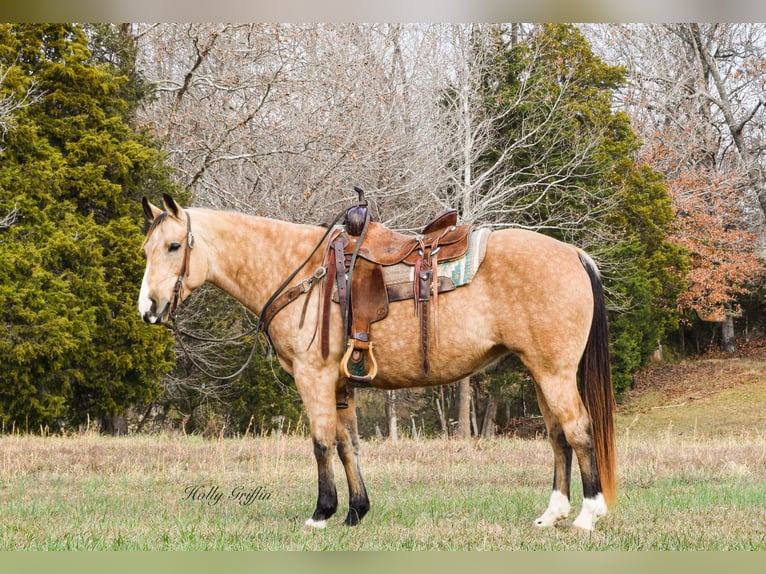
[138,193,616,531]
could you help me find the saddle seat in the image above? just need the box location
[350,209,471,266]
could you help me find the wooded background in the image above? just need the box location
[1,23,764,437]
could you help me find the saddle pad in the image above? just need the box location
[382,227,491,288]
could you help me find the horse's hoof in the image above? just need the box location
[535,490,571,528]
[572,494,607,531]
[344,513,363,526]
[305,518,327,529]
[344,503,369,526]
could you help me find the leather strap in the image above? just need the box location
[385,276,455,302]
[170,210,195,320]
[260,272,320,333]
[419,300,430,374]
[334,235,349,326]
[321,245,336,359]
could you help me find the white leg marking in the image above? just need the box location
[535,490,571,528]
[572,493,607,531]
[305,518,327,529]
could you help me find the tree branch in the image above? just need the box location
[0,204,19,230]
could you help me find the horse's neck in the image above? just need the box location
[195,209,324,313]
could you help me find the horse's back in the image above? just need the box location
[479,227,593,307]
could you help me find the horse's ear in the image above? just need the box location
[162,193,182,219]
[142,197,162,222]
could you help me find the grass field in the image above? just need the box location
[1,356,766,550]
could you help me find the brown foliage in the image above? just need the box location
[640,134,766,322]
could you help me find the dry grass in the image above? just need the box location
[618,356,766,438]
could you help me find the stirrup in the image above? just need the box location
[340,339,378,384]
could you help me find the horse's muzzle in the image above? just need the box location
[141,299,170,325]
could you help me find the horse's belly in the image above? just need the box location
[365,290,506,388]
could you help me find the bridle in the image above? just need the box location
[169,209,195,320]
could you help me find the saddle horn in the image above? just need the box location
[344,185,370,237]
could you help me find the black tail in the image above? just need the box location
[578,252,617,507]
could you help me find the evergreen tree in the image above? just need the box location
[0,24,177,431]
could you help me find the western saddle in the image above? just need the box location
[321,187,473,386]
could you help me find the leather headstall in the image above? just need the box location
[170,210,195,320]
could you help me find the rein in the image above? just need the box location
[165,209,260,381]
[166,206,346,381]
[170,319,262,381]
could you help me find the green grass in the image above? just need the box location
[2,355,766,550]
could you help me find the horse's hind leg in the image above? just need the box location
[534,390,573,527]
[533,372,607,531]
[335,387,370,525]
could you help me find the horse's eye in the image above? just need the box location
[168,242,182,253]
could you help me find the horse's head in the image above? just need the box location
[138,193,206,325]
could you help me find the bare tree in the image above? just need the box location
[1,65,40,153]
[1,67,40,230]
[133,24,454,426]
[593,24,766,220]
[134,24,448,221]
[0,203,18,230]
[433,25,621,247]
[683,24,766,217]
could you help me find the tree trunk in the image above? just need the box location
[455,377,471,438]
[410,416,419,440]
[480,394,497,438]
[101,414,128,436]
[385,390,398,442]
[721,315,737,354]
[470,390,479,436]
[435,387,448,437]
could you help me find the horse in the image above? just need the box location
[138,193,616,531]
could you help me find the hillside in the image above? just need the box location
[617,339,766,438]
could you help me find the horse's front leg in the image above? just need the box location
[307,434,338,528]
[335,386,370,525]
[295,368,340,528]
